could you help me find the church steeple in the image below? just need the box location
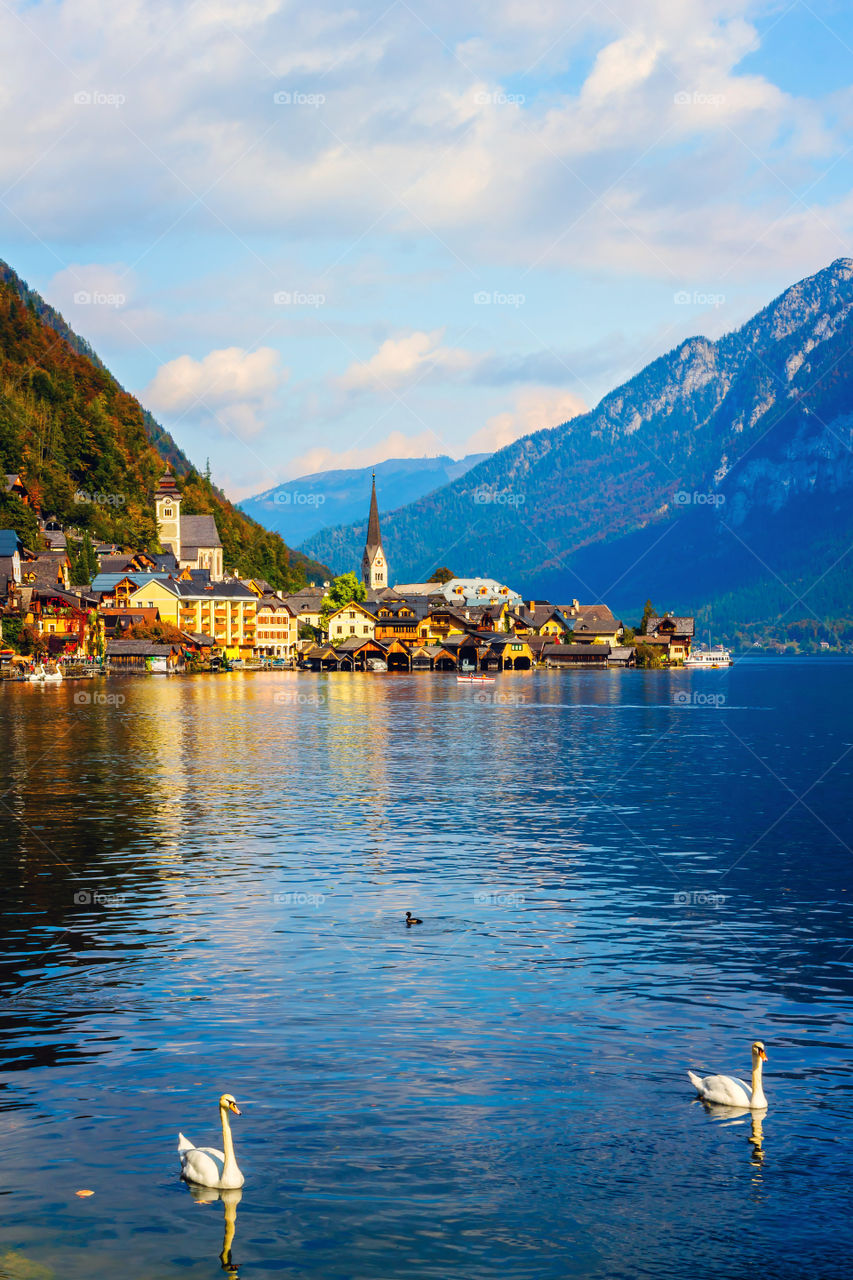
[361,471,387,590]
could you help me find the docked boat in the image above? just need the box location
[26,662,63,683]
[686,645,732,668]
[366,658,387,672]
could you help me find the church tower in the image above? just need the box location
[361,472,388,590]
[155,468,182,561]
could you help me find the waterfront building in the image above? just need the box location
[126,577,257,659]
[327,601,377,643]
[255,595,298,658]
[643,614,695,663]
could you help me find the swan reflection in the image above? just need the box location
[184,1181,243,1273]
[695,1100,766,1165]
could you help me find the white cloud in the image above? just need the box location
[465,387,587,454]
[143,346,286,437]
[338,330,477,391]
[0,0,846,281]
[287,428,446,478]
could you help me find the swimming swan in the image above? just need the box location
[687,1041,768,1109]
[178,1093,245,1188]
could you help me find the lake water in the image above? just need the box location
[1,661,851,1280]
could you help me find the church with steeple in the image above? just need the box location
[361,472,388,591]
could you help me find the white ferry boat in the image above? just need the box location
[686,645,732,668]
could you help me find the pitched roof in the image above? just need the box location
[173,579,254,599]
[106,639,178,656]
[647,615,695,637]
[91,571,176,594]
[543,642,611,656]
[98,555,136,574]
[180,513,221,551]
[0,529,23,556]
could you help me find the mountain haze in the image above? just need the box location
[242,453,488,546]
[302,260,853,633]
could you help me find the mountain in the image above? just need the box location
[302,259,853,637]
[241,453,489,546]
[0,262,329,588]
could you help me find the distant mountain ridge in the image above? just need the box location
[302,259,853,635]
[241,454,489,546]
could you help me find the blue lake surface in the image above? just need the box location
[0,661,851,1279]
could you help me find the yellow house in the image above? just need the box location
[282,590,325,635]
[418,607,470,644]
[126,578,258,659]
[327,601,376,642]
[255,597,298,657]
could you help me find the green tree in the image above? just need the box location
[635,642,663,668]
[70,531,98,585]
[0,492,41,550]
[428,566,455,584]
[321,572,367,625]
[639,599,656,635]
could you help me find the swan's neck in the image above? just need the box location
[219,1106,238,1174]
[751,1057,766,1107]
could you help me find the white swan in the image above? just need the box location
[178,1093,245,1188]
[688,1040,768,1109]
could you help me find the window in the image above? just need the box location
[164,507,172,517]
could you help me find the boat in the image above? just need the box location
[686,645,732,668]
[27,662,63,683]
[457,673,495,684]
[366,658,387,672]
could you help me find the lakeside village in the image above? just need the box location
[0,469,714,680]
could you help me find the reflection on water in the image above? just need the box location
[0,664,851,1279]
[698,1101,767,1167]
[183,1184,242,1275]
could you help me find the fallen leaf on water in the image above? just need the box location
[75,1190,94,1198]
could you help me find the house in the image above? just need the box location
[327,600,377,644]
[0,529,30,595]
[154,469,223,578]
[255,595,297,658]
[282,588,325,636]
[106,639,185,672]
[437,577,522,607]
[126,578,258,659]
[560,600,623,645]
[644,614,695,664]
[418,606,472,644]
[542,642,611,667]
[24,588,102,656]
[4,474,31,506]
[373,599,429,646]
[513,602,572,637]
[21,552,72,591]
[99,606,162,638]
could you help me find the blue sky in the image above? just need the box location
[3,0,853,499]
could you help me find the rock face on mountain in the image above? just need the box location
[241,453,488,546]
[302,259,853,630]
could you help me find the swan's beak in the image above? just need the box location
[229,1101,241,1115]
[759,1048,767,1062]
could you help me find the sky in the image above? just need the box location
[2,0,853,500]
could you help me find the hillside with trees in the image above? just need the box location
[0,261,329,589]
